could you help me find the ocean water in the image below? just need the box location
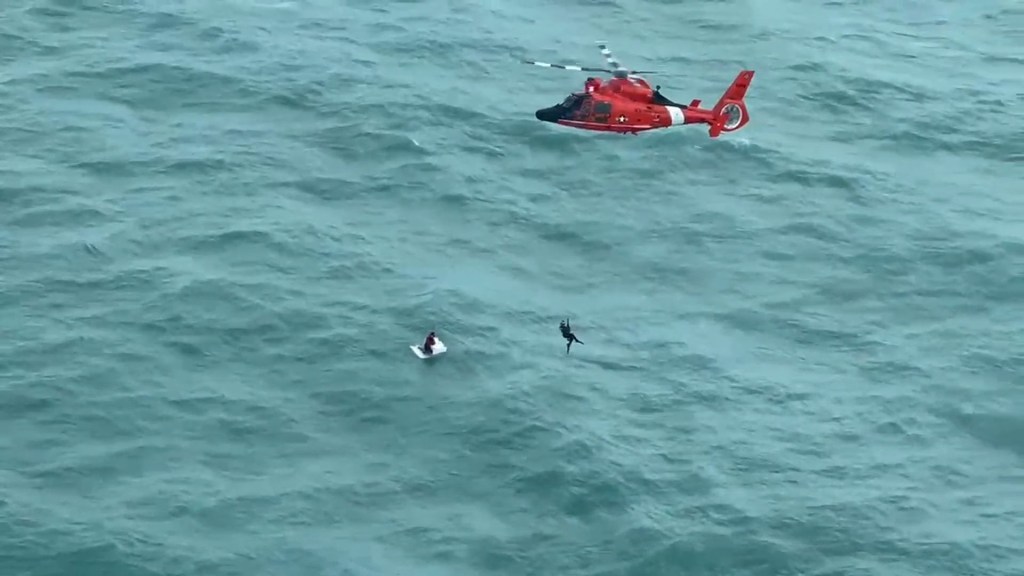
[2,0,1023,575]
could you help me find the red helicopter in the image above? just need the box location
[523,41,755,137]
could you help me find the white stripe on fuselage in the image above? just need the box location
[667,106,686,125]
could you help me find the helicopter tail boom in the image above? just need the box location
[707,70,755,137]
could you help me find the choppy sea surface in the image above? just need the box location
[2,1,1023,575]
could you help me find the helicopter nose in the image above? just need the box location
[535,106,562,123]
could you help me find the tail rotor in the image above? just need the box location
[708,70,754,137]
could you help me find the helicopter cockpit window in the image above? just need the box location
[560,94,588,112]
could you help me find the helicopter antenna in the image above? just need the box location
[520,41,658,78]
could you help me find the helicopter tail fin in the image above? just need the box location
[708,70,754,137]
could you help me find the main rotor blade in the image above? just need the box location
[521,60,610,73]
[595,41,623,72]
[594,42,659,77]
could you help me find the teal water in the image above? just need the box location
[2,1,1023,575]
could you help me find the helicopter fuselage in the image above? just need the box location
[523,41,754,137]
[534,76,683,134]
[533,71,754,137]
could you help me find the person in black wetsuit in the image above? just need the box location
[421,331,437,355]
[559,318,584,354]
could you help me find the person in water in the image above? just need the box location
[559,318,583,354]
[421,331,437,355]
